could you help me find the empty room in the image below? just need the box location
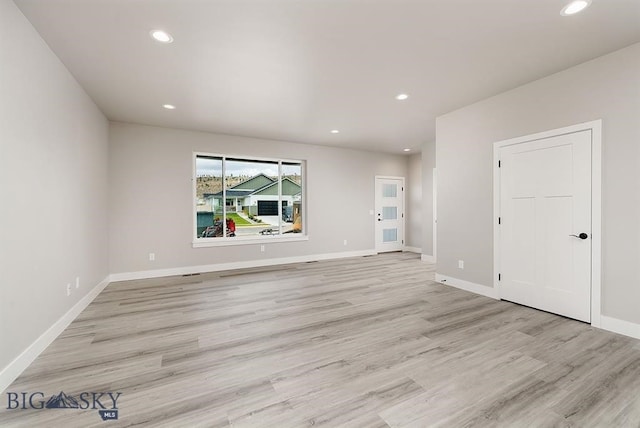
[1,0,640,426]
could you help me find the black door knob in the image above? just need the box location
[570,233,589,240]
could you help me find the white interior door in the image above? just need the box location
[375,177,404,253]
[499,130,592,322]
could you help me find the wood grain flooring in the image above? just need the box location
[1,252,639,427]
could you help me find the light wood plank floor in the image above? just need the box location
[2,252,640,427]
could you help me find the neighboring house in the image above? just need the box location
[203,173,302,216]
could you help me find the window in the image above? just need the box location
[194,153,305,245]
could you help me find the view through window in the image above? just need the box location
[195,154,304,241]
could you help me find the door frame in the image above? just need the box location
[433,168,437,263]
[493,120,602,327]
[374,175,406,253]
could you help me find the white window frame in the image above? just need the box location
[192,152,308,248]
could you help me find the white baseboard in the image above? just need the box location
[421,254,436,263]
[403,246,421,254]
[435,273,499,299]
[109,250,378,282]
[600,315,640,340]
[0,275,110,394]
[433,277,640,341]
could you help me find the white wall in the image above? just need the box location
[406,153,422,250]
[421,140,435,258]
[109,122,409,274]
[436,43,640,324]
[0,0,109,376]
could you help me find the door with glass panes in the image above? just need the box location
[375,177,404,252]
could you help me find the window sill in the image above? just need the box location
[192,234,309,248]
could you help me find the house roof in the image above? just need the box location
[206,175,301,198]
[252,177,301,196]
[204,190,253,198]
[228,173,274,191]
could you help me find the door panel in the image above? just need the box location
[382,183,398,198]
[499,130,591,322]
[511,197,536,283]
[382,206,398,220]
[383,228,398,243]
[543,197,573,293]
[375,177,404,252]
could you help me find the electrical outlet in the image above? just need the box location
[149,253,155,261]
[75,277,80,289]
[260,245,265,253]
[343,239,348,246]
[458,260,464,269]
[66,283,71,296]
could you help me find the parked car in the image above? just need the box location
[201,218,236,237]
[259,228,277,235]
[282,206,293,222]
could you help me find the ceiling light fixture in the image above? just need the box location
[330,129,340,134]
[395,93,409,101]
[560,0,591,16]
[150,30,174,43]
[403,148,411,152]
[162,104,176,110]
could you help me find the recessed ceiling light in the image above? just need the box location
[163,104,176,110]
[330,129,340,134]
[395,93,409,101]
[561,0,591,16]
[403,148,411,152]
[151,30,173,43]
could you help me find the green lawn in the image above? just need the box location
[225,212,252,226]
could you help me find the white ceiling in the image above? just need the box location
[14,0,640,153]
